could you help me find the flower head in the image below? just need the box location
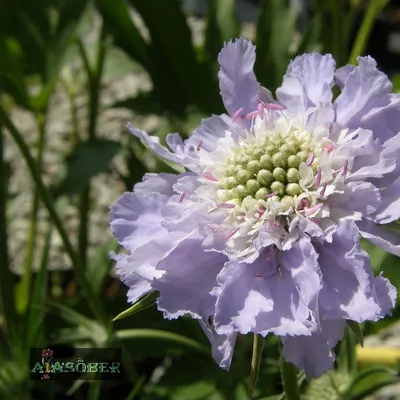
[110,38,399,379]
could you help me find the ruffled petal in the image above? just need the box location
[276,53,335,115]
[185,115,233,152]
[281,319,346,380]
[379,132,400,186]
[214,240,319,337]
[134,172,178,195]
[154,232,227,320]
[358,218,400,257]
[110,192,168,252]
[335,56,400,143]
[333,128,395,182]
[328,181,381,222]
[198,318,237,370]
[218,38,260,117]
[373,177,400,224]
[319,220,396,322]
[111,252,152,303]
[334,64,355,89]
[128,123,196,171]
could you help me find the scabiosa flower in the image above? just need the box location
[110,38,399,379]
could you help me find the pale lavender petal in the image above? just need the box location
[198,319,237,370]
[282,319,346,380]
[110,252,152,303]
[134,172,178,195]
[214,241,318,337]
[127,124,190,170]
[185,115,232,152]
[218,38,260,117]
[379,132,400,186]
[335,56,400,143]
[334,64,355,89]
[358,218,400,257]
[373,177,400,224]
[319,220,396,321]
[333,129,395,182]
[110,193,167,252]
[328,181,381,221]
[276,53,335,114]
[155,233,227,320]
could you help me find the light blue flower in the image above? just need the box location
[110,38,399,379]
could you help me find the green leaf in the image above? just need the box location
[303,371,348,400]
[0,37,29,108]
[25,226,52,350]
[116,329,209,355]
[49,301,108,347]
[86,241,117,295]
[295,14,322,55]
[204,0,240,62]
[345,367,398,400]
[379,220,400,234]
[129,0,220,115]
[95,0,152,69]
[347,320,364,347]
[54,139,121,197]
[113,291,159,321]
[254,0,296,92]
[338,326,357,376]
[110,91,163,115]
[348,0,389,65]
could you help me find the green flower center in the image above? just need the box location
[217,130,319,209]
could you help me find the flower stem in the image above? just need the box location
[248,334,264,399]
[281,359,300,400]
[16,112,46,315]
[77,26,106,267]
[0,121,16,336]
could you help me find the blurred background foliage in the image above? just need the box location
[1,0,400,399]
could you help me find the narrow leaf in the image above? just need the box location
[116,329,209,355]
[54,139,121,197]
[113,291,159,321]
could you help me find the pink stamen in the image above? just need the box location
[298,198,310,210]
[232,107,244,123]
[196,140,203,152]
[264,191,278,199]
[245,111,259,120]
[304,203,323,217]
[326,143,334,154]
[264,103,285,111]
[320,183,327,197]
[267,219,280,229]
[179,190,188,203]
[207,224,225,234]
[315,167,322,187]
[258,103,264,120]
[218,202,236,209]
[203,171,218,181]
[342,159,348,177]
[224,227,240,240]
[257,98,285,111]
[306,152,315,167]
[255,274,265,278]
[329,123,333,133]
